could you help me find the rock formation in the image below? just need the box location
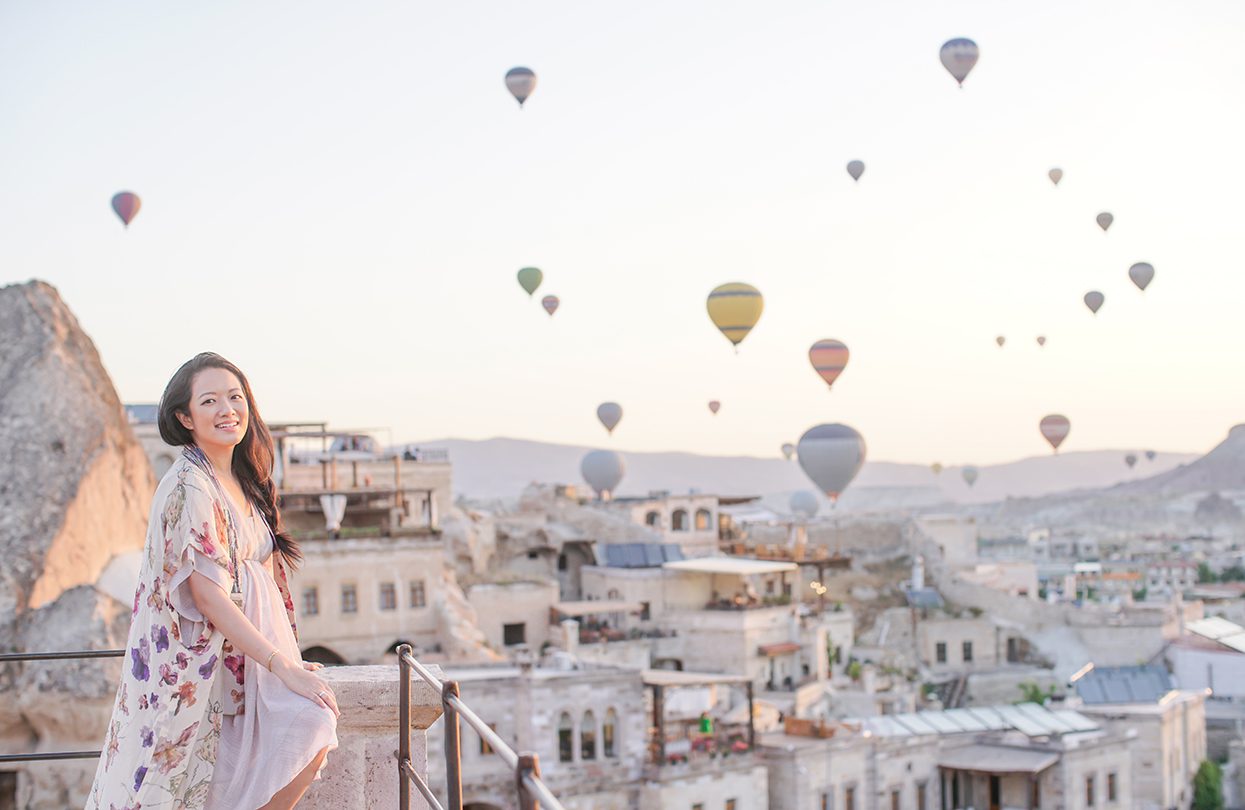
[0,280,155,808]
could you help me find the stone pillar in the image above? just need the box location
[561,619,580,658]
[303,664,444,810]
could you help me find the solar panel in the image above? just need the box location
[1015,703,1077,734]
[661,544,686,562]
[941,709,990,732]
[994,705,1050,737]
[1219,633,1245,654]
[890,713,941,735]
[1188,617,1244,640]
[643,545,666,566]
[1052,710,1100,732]
[868,716,913,737]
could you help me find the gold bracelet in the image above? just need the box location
[264,649,279,671]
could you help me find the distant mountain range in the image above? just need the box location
[414,436,1200,507]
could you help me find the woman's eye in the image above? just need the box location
[201,398,214,405]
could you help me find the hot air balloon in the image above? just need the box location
[1084,291,1105,314]
[597,402,622,435]
[1037,336,1047,347]
[847,160,865,182]
[962,466,979,487]
[1048,168,1063,186]
[708,400,721,415]
[796,424,866,501]
[707,283,763,349]
[1039,414,1071,453]
[1096,212,1113,232]
[1129,262,1154,291]
[790,491,820,520]
[996,336,1006,348]
[940,38,979,87]
[111,192,141,228]
[931,463,944,475]
[505,67,537,107]
[809,339,850,390]
[1145,450,1156,462]
[781,443,795,461]
[1125,453,1137,469]
[541,295,560,316]
[517,267,543,296]
[581,449,625,500]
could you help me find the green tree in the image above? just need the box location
[846,660,862,682]
[1016,681,1055,705]
[1192,760,1224,810]
[1198,563,1218,585]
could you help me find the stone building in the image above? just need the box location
[608,492,724,558]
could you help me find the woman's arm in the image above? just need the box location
[187,572,340,717]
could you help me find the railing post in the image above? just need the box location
[397,644,412,810]
[443,680,463,810]
[516,752,541,810]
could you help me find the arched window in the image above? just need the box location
[558,713,573,763]
[672,510,689,531]
[603,709,617,757]
[645,511,661,527]
[581,711,597,761]
[694,508,712,531]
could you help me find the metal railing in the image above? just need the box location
[396,644,564,810]
[0,649,125,764]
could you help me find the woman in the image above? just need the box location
[88,353,339,810]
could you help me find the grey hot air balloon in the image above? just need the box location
[962,466,979,487]
[847,160,865,182]
[1084,291,1105,314]
[1125,453,1137,469]
[996,336,1006,348]
[505,67,537,107]
[581,449,625,500]
[1048,168,1063,186]
[940,38,979,87]
[1145,450,1156,462]
[781,443,795,461]
[796,424,866,502]
[597,402,623,435]
[1096,212,1113,232]
[790,490,820,520]
[1129,262,1155,291]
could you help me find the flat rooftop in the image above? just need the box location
[663,557,797,576]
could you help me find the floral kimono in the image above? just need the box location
[87,449,298,810]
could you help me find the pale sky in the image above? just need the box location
[3,1,1244,466]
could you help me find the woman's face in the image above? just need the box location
[176,367,249,451]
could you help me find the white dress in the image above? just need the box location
[187,506,339,810]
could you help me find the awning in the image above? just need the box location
[663,557,797,576]
[554,600,643,617]
[938,744,1059,775]
[758,642,801,657]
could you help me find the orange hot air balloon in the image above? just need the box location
[111,192,141,228]
[708,400,721,415]
[1039,414,1071,453]
[808,339,849,390]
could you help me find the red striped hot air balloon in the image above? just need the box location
[808,339,850,390]
[541,295,559,316]
[111,192,141,228]
[1039,414,1071,453]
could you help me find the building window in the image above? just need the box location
[558,553,568,571]
[1086,775,1095,806]
[917,782,927,810]
[341,584,358,614]
[821,792,831,810]
[640,601,651,621]
[302,587,319,616]
[581,711,597,760]
[692,805,703,810]
[645,511,660,527]
[558,713,573,762]
[409,580,426,608]
[962,640,974,663]
[480,723,496,755]
[935,642,947,663]
[672,510,688,531]
[726,801,736,810]
[695,508,712,531]
[503,622,526,646]
[844,786,855,810]
[379,582,396,611]
[603,709,617,757]
[1107,772,1117,802]
[890,789,900,810]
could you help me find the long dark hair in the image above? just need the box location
[157,352,300,566]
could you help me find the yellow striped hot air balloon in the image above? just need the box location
[706,283,763,350]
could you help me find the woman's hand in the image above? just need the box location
[273,656,339,717]
[302,661,324,672]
